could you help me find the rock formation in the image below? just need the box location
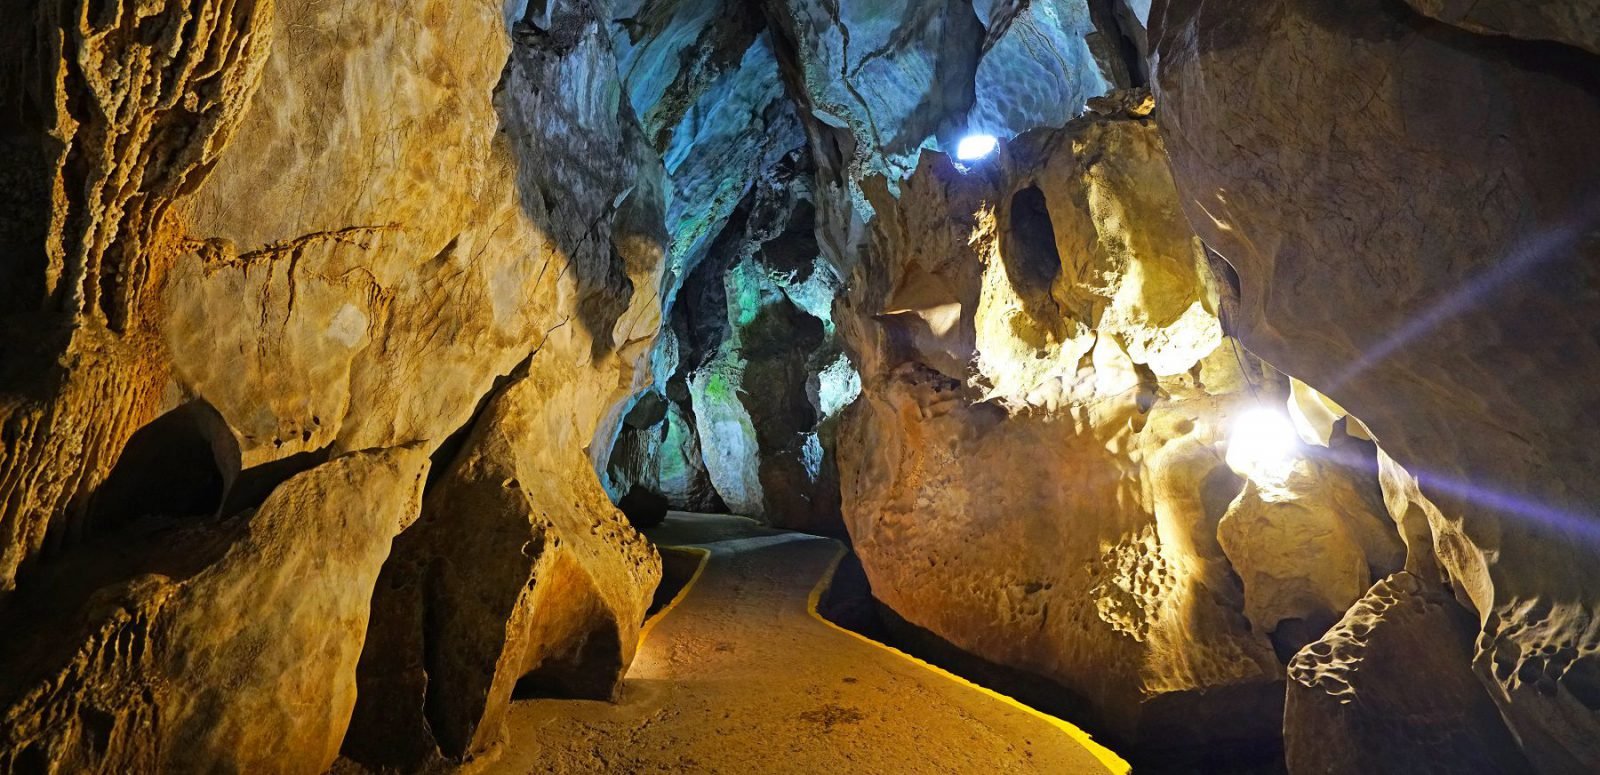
[1151,0,1600,769]
[830,106,1295,760]
[597,5,852,532]
[2,0,664,771]
[1217,453,1405,656]
[345,367,658,769]
[0,444,427,772]
[1286,572,1535,774]
[3,0,1598,772]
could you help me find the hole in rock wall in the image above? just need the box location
[617,485,671,528]
[0,140,52,318]
[512,622,624,702]
[759,200,820,275]
[1200,465,1247,528]
[1564,658,1600,712]
[85,400,239,531]
[1004,186,1064,297]
[221,447,333,517]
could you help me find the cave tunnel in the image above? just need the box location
[1,1,1598,774]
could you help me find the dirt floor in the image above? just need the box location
[483,513,1127,774]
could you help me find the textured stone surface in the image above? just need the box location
[171,0,667,468]
[0,446,428,773]
[969,0,1114,138]
[345,370,659,770]
[1217,457,1405,648]
[1406,0,1600,55]
[605,395,725,515]
[833,111,1295,756]
[0,0,274,596]
[1,0,668,771]
[4,0,1597,770]
[598,3,854,531]
[1152,0,1600,768]
[762,0,985,184]
[678,157,850,532]
[601,0,1146,533]
[1286,572,1534,774]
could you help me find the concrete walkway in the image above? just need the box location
[489,513,1126,774]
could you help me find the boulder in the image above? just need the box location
[1286,572,1534,774]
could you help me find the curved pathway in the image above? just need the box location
[490,513,1126,774]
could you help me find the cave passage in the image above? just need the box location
[498,513,1125,773]
[2,1,1597,775]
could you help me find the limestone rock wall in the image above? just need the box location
[759,4,1567,766]
[345,365,658,769]
[0,0,275,597]
[832,110,1308,757]
[758,1,1381,760]
[1151,0,1600,769]
[594,0,1156,534]
[0,0,666,771]
[759,0,1600,767]
[0,444,429,773]
[678,154,851,532]
[597,2,854,531]
[4,0,1598,771]
[598,0,1145,533]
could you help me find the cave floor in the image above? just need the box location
[486,513,1126,774]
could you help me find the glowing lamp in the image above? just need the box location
[1226,407,1301,485]
[955,134,999,161]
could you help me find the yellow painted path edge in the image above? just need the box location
[637,545,711,649]
[806,542,1133,775]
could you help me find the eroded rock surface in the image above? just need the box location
[1152,0,1600,768]
[1286,572,1534,774]
[1,0,667,772]
[0,447,428,773]
[598,5,853,532]
[832,110,1301,758]
[345,369,658,770]
[1217,455,1404,654]
[0,0,275,596]
[4,0,1597,771]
